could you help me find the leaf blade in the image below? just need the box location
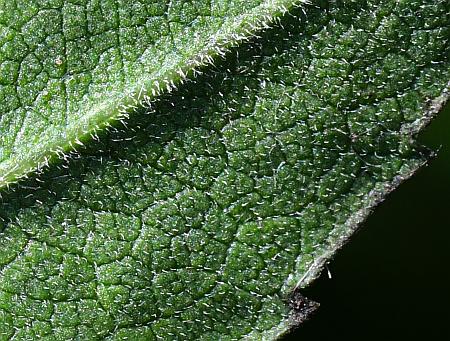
[0,0,449,339]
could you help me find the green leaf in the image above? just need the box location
[0,0,301,188]
[0,0,449,340]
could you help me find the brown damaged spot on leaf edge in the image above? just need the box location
[288,291,320,326]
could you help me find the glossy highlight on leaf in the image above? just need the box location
[0,0,449,340]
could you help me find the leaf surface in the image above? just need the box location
[0,0,449,340]
[0,0,301,188]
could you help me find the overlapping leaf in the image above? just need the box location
[0,0,302,188]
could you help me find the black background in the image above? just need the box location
[285,103,450,340]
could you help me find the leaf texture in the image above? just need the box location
[0,0,449,340]
[0,0,302,188]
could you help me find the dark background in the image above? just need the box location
[285,102,450,340]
